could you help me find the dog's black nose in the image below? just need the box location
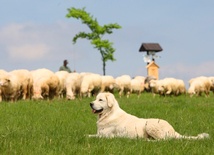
[90,103,93,107]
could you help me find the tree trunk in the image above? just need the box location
[103,60,106,75]
[101,50,106,75]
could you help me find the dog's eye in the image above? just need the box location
[99,99,103,101]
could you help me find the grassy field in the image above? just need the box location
[0,93,213,155]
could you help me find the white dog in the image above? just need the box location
[89,92,209,140]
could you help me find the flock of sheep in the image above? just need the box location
[0,68,213,102]
[146,76,214,97]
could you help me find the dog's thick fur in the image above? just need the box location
[89,92,209,140]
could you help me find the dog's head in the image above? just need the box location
[90,92,117,116]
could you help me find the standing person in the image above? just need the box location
[59,60,72,73]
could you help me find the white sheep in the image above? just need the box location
[0,70,7,75]
[115,75,131,98]
[65,72,82,100]
[144,76,157,91]
[158,78,186,96]
[208,77,214,95]
[0,72,22,102]
[31,68,60,100]
[130,76,145,97]
[10,69,33,100]
[149,79,163,96]
[55,71,69,98]
[188,76,211,97]
[80,73,102,98]
[0,70,7,101]
[176,79,186,95]
[100,75,115,93]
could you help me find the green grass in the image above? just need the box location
[0,93,213,155]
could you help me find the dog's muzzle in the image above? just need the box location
[90,103,103,114]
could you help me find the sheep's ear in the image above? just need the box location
[106,93,115,108]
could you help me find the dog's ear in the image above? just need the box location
[106,93,115,108]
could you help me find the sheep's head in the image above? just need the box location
[0,75,10,87]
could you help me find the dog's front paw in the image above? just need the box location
[88,134,98,138]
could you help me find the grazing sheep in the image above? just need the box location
[158,78,186,96]
[65,72,82,100]
[130,76,145,97]
[10,69,33,100]
[55,71,69,98]
[115,75,131,98]
[0,70,7,75]
[188,76,211,97]
[149,79,163,96]
[100,75,115,93]
[0,70,7,101]
[31,68,60,100]
[134,76,146,82]
[144,76,157,92]
[177,79,186,95]
[208,77,214,95]
[0,72,22,102]
[148,78,186,97]
[80,73,102,97]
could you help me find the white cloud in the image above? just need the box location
[0,22,51,61]
[191,61,214,76]
[160,61,214,79]
[0,23,38,44]
[8,44,49,60]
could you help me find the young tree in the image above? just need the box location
[66,7,121,75]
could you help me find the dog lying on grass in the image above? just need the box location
[89,92,209,140]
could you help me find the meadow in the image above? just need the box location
[0,93,213,155]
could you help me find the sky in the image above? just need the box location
[1,0,214,85]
